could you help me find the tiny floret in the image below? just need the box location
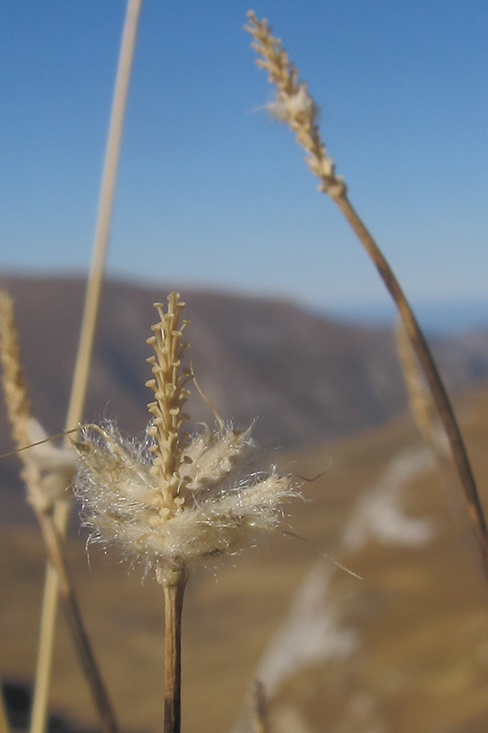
[74,294,297,582]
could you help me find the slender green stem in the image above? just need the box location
[162,570,188,733]
[332,191,488,579]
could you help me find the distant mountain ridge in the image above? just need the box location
[1,274,487,502]
[326,297,488,334]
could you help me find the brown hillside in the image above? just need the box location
[1,274,488,518]
[2,386,488,733]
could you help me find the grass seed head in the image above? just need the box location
[245,10,346,197]
[74,293,297,583]
[0,290,76,514]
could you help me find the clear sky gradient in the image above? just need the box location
[1,1,487,315]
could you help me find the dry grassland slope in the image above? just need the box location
[2,386,488,733]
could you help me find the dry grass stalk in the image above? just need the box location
[74,293,297,733]
[252,680,269,733]
[396,319,460,507]
[33,2,144,729]
[63,0,144,444]
[395,319,438,450]
[245,11,488,581]
[0,685,10,733]
[163,571,187,733]
[0,291,119,733]
[35,512,119,733]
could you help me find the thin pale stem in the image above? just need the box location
[332,191,488,579]
[30,562,58,733]
[63,0,144,445]
[36,511,119,733]
[163,571,188,733]
[31,2,144,731]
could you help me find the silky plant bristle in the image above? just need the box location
[0,290,76,514]
[245,11,346,197]
[74,293,298,584]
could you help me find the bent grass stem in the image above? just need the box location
[246,11,488,583]
[331,191,488,579]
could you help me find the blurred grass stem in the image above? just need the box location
[0,291,117,733]
[332,191,488,578]
[396,318,462,514]
[0,687,10,733]
[36,511,119,733]
[31,2,144,732]
[252,680,269,733]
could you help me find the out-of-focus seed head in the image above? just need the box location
[0,290,76,514]
[245,11,346,198]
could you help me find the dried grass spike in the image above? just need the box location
[146,293,192,509]
[74,294,298,584]
[0,291,76,513]
[73,291,299,733]
[0,290,32,450]
[245,11,345,197]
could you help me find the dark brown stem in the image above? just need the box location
[332,191,488,579]
[37,511,119,733]
[0,685,11,733]
[162,569,188,733]
[252,680,268,733]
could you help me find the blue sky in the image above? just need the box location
[1,0,487,316]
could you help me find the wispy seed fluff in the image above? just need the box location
[74,293,296,582]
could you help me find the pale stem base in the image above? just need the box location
[162,570,188,733]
